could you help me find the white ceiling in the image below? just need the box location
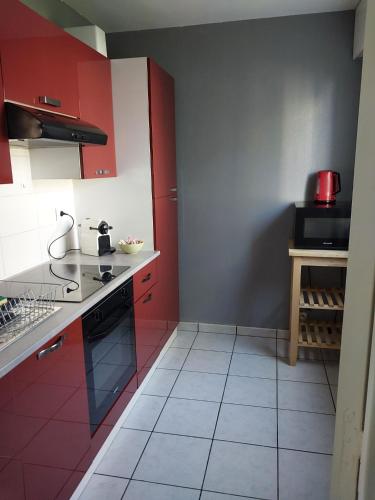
[63,0,358,33]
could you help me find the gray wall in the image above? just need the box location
[108,12,362,329]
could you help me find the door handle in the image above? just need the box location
[37,335,66,360]
[95,169,111,176]
[143,293,153,304]
[142,273,152,283]
[39,96,61,108]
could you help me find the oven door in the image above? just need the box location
[82,279,136,434]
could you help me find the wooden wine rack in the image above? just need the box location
[288,242,348,365]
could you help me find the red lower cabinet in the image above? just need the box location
[134,280,167,385]
[0,318,91,500]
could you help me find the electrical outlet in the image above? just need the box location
[54,208,66,221]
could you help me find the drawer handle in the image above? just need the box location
[170,197,177,202]
[142,273,152,283]
[37,335,65,360]
[143,293,153,304]
[95,169,111,176]
[39,96,61,108]
[170,187,177,192]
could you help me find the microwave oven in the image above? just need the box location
[294,201,351,250]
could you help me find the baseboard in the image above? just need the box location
[70,327,178,500]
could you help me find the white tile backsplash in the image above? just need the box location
[0,147,78,279]
[1,230,43,276]
[0,194,39,237]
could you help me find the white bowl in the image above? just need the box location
[118,241,144,254]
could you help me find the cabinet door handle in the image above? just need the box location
[39,96,61,108]
[37,335,66,360]
[143,293,153,304]
[170,197,177,202]
[142,273,152,283]
[170,187,177,192]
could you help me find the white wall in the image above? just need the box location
[73,58,154,250]
[0,147,78,278]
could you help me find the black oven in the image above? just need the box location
[82,278,136,434]
[294,202,351,250]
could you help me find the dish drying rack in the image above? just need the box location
[0,290,60,352]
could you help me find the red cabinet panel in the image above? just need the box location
[0,318,90,500]
[77,49,116,178]
[23,464,72,500]
[135,282,167,384]
[0,1,79,117]
[133,259,158,303]
[0,460,24,500]
[0,61,12,184]
[148,59,179,339]
[148,59,177,198]
[154,196,179,339]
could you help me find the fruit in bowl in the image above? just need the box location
[118,237,144,254]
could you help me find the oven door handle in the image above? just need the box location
[87,307,134,343]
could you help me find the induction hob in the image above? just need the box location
[0,262,131,303]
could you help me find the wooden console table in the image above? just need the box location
[288,242,348,365]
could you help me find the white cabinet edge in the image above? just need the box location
[354,0,367,60]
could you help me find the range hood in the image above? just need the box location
[5,102,108,147]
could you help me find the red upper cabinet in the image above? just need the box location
[0,61,12,184]
[148,59,177,198]
[76,47,117,179]
[0,1,80,117]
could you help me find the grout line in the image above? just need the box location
[198,325,237,499]
[203,489,268,500]
[159,365,330,385]
[190,347,235,353]
[276,330,280,500]
[120,329,199,499]
[119,428,334,456]
[322,355,338,413]
[164,395,335,416]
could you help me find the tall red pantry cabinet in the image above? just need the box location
[148,59,180,336]
[111,57,180,348]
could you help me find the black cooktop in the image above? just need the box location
[0,262,131,303]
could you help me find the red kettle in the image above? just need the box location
[314,170,341,204]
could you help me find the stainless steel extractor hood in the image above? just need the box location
[5,102,108,147]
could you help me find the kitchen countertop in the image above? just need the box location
[0,250,160,378]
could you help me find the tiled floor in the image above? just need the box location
[79,323,339,500]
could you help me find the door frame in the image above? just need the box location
[357,312,375,499]
[330,1,375,498]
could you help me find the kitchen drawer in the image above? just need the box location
[133,259,158,303]
[134,282,166,379]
